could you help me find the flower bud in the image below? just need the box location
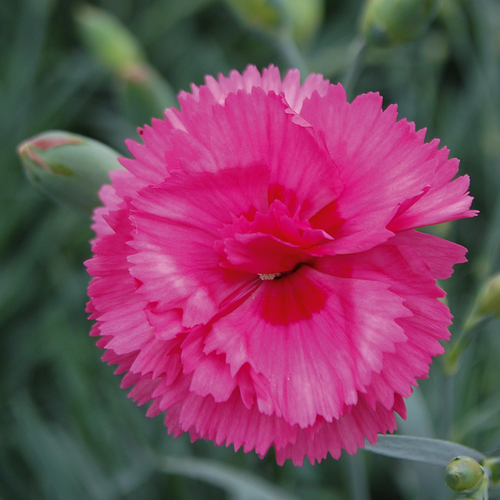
[462,273,500,332]
[17,131,121,214]
[445,456,485,495]
[360,0,442,46]
[474,274,500,318]
[74,4,146,76]
[74,4,177,125]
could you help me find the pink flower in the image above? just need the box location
[86,65,476,465]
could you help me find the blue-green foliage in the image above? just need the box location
[1,0,500,498]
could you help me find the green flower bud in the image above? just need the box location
[445,456,485,495]
[474,274,500,318]
[461,273,500,332]
[360,0,442,46]
[74,4,146,76]
[17,131,122,214]
[74,4,177,125]
[483,457,500,489]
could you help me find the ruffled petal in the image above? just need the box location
[275,395,401,465]
[315,234,455,410]
[300,86,475,253]
[190,65,330,114]
[204,265,410,428]
[389,230,468,280]
[176,87,342,219]
[127,165,268,326]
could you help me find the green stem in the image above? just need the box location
[158,455,301,500]
[439,371,455,440]
[443,328,468,376]
[341,37,367,100]
[443,314,490,376]
[440,314,489,439]
[274,29,309,77]
[346,453,371,500]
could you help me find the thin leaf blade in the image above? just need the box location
[364,435,486,466]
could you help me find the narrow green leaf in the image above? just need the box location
[159,455,302,500]
[453,392,500,442]
[364,435,486,466]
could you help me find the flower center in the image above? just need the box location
[215,200,334,277]
[258,273,282,281]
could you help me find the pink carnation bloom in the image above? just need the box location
[86,65,476,465]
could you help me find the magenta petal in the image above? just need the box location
[130,337,182,380]
[128,229,221,327]
[275,395,401,466]
[221,232,315,274]
[127,168,260,326]
[189,351,238,403]
[131,163,270,232]
[195,64,329,114]
[389,174,476,230]
[300,87,475,253]
[282,70,330,113]
[315,236,455,409]
[205,265,409,428]
[174,390,299,455]
[177,86,342,219]
[390,230,468,279]
[219,200,334,274]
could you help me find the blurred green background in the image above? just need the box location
[2,0,500,498]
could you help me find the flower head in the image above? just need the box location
[86,65,476,465]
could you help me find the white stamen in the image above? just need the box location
[258,273,281,281]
